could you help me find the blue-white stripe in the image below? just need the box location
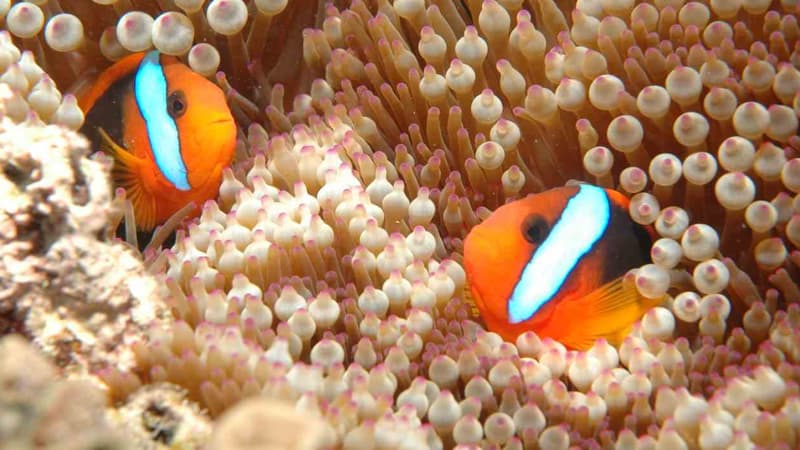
[507,184,610,323]
[134,51,190,191]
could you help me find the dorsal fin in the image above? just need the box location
[76,53,145,153]
[76,52,145,113]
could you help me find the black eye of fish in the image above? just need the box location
[521,214,549,244]
[167,91,186,118]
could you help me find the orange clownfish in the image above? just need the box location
[463,184,661,350]
[78,51,236,231]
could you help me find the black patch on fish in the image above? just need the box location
[599,200,653,284]
[79,69,170,251]
[80,71,136,153]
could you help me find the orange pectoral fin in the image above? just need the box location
[97,127,141,172]
[557,276,664,350]
[96,127,158,230]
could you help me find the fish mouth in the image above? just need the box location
[209,118,235,126]
[463,225,526,322]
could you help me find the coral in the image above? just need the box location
[0,116,169,374]
[207,397,330,450]
[111,383,212,449]
[1,0,800,449]
[0,334,130,450]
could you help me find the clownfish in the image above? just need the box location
[463,184,662,350]
[78,51,236,231]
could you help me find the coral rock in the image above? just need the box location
[0,334,129,450]
[208,397,328,450]
[0,118,169,373]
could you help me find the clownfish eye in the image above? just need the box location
[167,91,187,118]
[521,214,549,244]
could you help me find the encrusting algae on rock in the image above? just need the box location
[1,0,800,449]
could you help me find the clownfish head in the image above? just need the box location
[133,51,235,191]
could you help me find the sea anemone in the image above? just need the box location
[1,0,800,449]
